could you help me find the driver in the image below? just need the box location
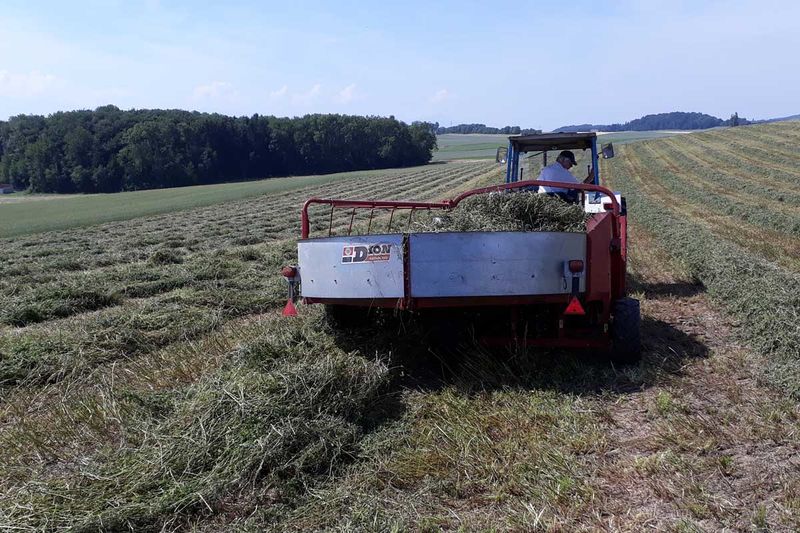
[537,150,593,202]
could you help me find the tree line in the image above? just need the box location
[434,123,541,135]
[554,111,751,132]
[0,107,438,193]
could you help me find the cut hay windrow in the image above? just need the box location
[411,191,590,233]
[1,308,393,530]
[606,150,800,397]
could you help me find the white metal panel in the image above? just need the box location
[298,235,405,299]
[409,232,586,297]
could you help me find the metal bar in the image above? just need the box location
[413,294,574,308]
[367,208,374,233]
[505,140,513,183]
[328,205,335,236]
[511,148,519,183]
[301,198,450,238]
[303,297,404,308]
[406,207,414,231]
[591,136,600,185]
[387,208,396,232]
[347,207,356,236]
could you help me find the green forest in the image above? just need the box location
[554,111,749,132]
[0,107,437,194]
[434,123,541,135]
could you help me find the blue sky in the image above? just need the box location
[1,0,798,130]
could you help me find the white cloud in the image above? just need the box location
[269,85,288,99]
[0,70,58,97]
[291,83,321,105]
[430,88,449,103]
[192,81,238,101]
[335,83,357,104]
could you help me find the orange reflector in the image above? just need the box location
[564,296,585,316]
[568,259,584,273]
[282,299,298,317]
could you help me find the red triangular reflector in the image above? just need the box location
[282,299,298,317]
[564,296,585,316]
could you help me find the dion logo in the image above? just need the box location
[342,244,391,263]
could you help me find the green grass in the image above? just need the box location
[0,165,442,239]
[433,134,509,161]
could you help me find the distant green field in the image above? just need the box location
[433,130,691,161]
[433,134,508,161]
[0,165,437,238]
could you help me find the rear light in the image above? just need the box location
[568,260,584,273]
[281,266,297,278]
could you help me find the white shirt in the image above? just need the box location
[537,162,580,193]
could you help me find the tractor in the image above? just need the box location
[281,132,641,363]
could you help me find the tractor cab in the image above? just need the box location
[497,132,621,214]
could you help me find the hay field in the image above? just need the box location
[603,121,800,389]
[432,134,509,161]
[1,122,799,532]
[0,165,457,239]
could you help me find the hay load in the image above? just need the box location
[412,191,590,233]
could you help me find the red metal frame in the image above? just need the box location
[296,180,628,348]
[300,179,619,239]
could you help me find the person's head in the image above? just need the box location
[556,150,577,169]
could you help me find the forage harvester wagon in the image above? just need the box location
[281,133,641,362]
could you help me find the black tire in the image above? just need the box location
[610,297,642,364]
[324,304,372,329]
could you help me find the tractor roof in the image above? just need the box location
[508,132,596,152]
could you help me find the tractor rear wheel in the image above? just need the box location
[610,297,642,364]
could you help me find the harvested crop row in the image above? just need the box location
[0,240,295,385]
[622,144,800,273]
[0,307,394,531]
[716,122,800,164]
[658,137,800,207]
[604,147,800,396]
[677,134,800,186]
[634,142,800,237]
